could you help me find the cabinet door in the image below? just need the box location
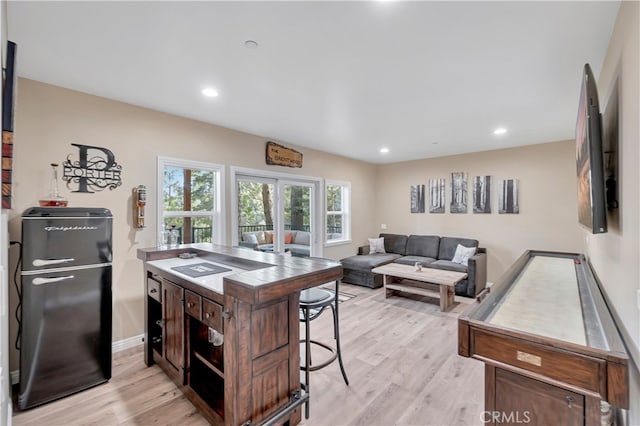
[494,368,584,426]
[162,279,184,379]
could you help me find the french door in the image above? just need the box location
[235,174,318,257]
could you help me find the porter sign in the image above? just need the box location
[63,143,122,193]
[265,141,303,168]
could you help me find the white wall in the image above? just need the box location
[585,1,640,423]
[374,140,584,283]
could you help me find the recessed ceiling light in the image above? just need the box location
[493,127,507,135]
[202,88,219,97]
[379,148,389,154]
[244,40,259,49]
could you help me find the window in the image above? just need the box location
[158,157,224,245]
[325,180,350,244]
[231,166,323,257]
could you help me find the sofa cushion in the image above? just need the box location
[428,259,468,273]
[293,231,310,245]
[394,255,437,267]
[379,233,408,255]
[285,244,310,257]
[340,253,401,271]
[406,235,440,258]
[438,237,479,261]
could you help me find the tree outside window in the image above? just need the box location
[159,158,223,245]
[326,181,350,243]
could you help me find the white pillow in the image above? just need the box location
[247,233,259,245]
[451,244,476,266]
[368,237,386,254]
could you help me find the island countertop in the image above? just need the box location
[137,243,342,305]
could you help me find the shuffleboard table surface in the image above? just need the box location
[487,255,586,345]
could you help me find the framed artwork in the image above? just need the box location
[498,179,519,214]
[429,178,445,213]
[473,176,492,213]
[450,172,468,213]
[410,184,425,213]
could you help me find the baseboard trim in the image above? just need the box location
[112,334,144,353]
[10,334,144,385]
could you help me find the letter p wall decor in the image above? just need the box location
[62,143,122,193]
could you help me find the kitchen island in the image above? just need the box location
[137,244,342,426]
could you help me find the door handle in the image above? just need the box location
[32,258,75,267]
[33,275,75,285]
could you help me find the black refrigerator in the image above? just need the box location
[19,207,112,410]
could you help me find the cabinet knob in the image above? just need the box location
[187,302,193,308]
[565,396,574,408]
[205,312,211,319]
[150,288,157,293]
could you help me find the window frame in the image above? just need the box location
[230,166,323,257]
[324,179,351,246]
[157,156,225,245]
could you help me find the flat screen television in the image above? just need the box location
[576,63,607,234]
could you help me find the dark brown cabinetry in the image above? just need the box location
[162,279,185,381]
[146,274,225,422]
[488,366,586,426]
[459,251,629,426]
[139,246,342,426]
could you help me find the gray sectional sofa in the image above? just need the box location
[239,230,311,257]
[340,233,487,297]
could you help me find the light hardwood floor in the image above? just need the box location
[12,283,484,426]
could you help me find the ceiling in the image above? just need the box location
[6,1,620,164]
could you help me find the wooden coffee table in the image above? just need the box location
[371,263,468,311]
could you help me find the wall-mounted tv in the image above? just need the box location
[576,63,607,234]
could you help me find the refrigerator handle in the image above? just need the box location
[32,258,75,267]
[32,276,75,286]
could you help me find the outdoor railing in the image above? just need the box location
[171,225,342,243]
[171,226,213,244]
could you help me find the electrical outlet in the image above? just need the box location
[380,224,387,230]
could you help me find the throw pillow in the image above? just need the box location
[293,231,309,245]
[254,231,267,244]
[264,231,274,244]
[246,233,259,245]
[284,232,293,244]
[368,237,386,254]
[451,244,476,266]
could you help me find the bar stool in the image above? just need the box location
[299,279,349,419]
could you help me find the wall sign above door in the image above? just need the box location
[265,141,303,168]
[62,143,122,193]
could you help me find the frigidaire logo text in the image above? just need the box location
[44,226,98,232]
